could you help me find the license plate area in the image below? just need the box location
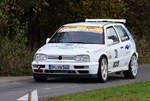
[49,65,70,70]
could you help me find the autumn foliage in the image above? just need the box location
[0,0,150,75]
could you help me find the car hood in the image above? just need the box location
[36,43,106,55]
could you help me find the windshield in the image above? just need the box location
[49,26,104,44]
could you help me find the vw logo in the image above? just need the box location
[58,56,62,60]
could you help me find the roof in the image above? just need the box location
[64,19,126,27]
[64,22,112,27]
[85,19,126,23]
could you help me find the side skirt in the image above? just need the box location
[108,66,128,74]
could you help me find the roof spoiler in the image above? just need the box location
[85,19,126,23]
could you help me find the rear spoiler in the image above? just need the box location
[85,19,126,23]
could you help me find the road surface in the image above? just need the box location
[0,64,150,101]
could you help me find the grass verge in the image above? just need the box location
[41,81,150,101]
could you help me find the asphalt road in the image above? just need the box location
[0,64,150,101]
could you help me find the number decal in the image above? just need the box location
[113,61,120,68]
[114,49,118,58]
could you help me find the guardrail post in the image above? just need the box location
[28,90,31,101]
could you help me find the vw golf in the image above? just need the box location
[32,19,138,82]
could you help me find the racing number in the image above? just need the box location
[113,61,120,68]
[113,49,119,67]
[114,49,118,58]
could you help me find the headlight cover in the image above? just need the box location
[74,55,90,62]
[34,54,47,61]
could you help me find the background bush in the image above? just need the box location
[0,0,150,76]
[0,34,34,76]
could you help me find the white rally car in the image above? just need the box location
[32,19,138,82]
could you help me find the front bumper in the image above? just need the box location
[33,73,98,78]
[32,61,99,75]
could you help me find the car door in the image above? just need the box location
[105,26,122,71]
[114,25,131,67]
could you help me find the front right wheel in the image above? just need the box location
[97,57,108,83]
[123,55,138,79]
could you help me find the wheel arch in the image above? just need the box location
[98,54,108,63]
[130,52,138,59]
[128,52,138,67]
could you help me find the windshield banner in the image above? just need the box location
[58,26,103,34]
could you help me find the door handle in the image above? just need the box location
[120,46,124,49]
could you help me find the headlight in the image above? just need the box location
[74,55,90,62]
[34,54,47,61]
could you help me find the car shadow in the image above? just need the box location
[34,73,128,84]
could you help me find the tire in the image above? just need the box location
[97,57,108,83]
[123,55,138,79]
[33,75,47,82]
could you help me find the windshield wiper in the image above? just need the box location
[65,42,86,44]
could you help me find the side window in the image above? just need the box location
[115,25,129,42]
[106,27,119,44]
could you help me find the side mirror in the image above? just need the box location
[107,39,113,46]
[46,38,50,44]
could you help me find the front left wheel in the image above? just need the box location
[33,75,47,82]
[97,57,108,83]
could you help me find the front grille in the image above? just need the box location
[48,55,74,60]
[33,65,45,68]
[74,66,89,69]
[48,56,58,59]
[34,69,43,73]
[44,70,89,74]
[77,70,89,74]
[45,70,76,74]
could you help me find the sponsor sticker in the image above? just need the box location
[125,44,130,50]
[58,26,103,34]
[113,61,120,68]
